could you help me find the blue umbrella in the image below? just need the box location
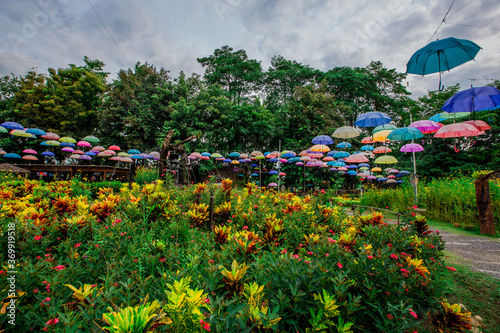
[347,170,357,176]
[312,135,334,145]
[349,165,358,169]
[3,153,21,158]
[332,151,350,159]
[263,152,271,156]
[281,152,296,158]
[84,151,97,156]
[387,127,423,141]
[1,121,24,130]
[269,170,279,175]
[223,159,232,163]
[328,161,346,167]
[25,128,46,136]
[129,149,141,155]
[429,113,447,123]
[60,142,76,147]
[228,152,240,157]
[358,163,370,167]
[131,154,144,159]
[41,151,55,157]
[326,151,338,157]
[406,37,482,90]
[441,86,500,113]
[360,145,374,151]
[354,112,392,127]
[336,142,352,149]
[377,178,387,181]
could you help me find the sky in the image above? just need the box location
[1,0,499,98]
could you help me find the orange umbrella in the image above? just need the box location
[22,155,38,161]
[361,136,375,143]
[344,153,369,163]
[309,144,330,153]
[373,146,392,154]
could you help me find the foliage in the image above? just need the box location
[133,166,159,184]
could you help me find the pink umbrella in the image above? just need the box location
[344,153,369,163]
[41,132,60,140]
[121,157,133,163]
[400,143,424,153]
[409,120,443,134]
[434,123,483,138]
[61,147,74,153]
[462,120,491,132]
[22,155,38,161]
[77,141,91,148]
[22,149,37,154]
[367,176,377,180]
[103,150,117,155]
[73,150,85,155]
[92,146,105,151]
[110,156,122,161]
[373,146,392,154]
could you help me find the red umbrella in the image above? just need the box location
[108,145,121,151]
[434,123,483,138]
[361,136,375,144]
[73,150,85,155]
[461,120,491,132]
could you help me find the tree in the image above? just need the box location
[197,45,263,104]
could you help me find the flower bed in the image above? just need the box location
[0,179,469,332]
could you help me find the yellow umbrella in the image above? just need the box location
[230,160,240,164]
[10,129,32,138]
[371,167,382,172]
[371,130,393,142]
[309,144,330,153]
[374,155,398,164]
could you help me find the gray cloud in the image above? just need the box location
[0,0,499,98]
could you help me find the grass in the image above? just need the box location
[427,219,500,238]
[439,251,500,333]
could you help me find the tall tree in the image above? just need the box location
[197,45,263,104]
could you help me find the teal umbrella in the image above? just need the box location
[406,37,482,90]
[387,127,423,141]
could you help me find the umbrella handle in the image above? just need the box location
[439,72,444,91]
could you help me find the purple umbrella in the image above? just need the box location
[79,155,92,160]
[409,120,443,134]
[367,176,377,180]
[400,143,424,153]
[61,147,74,152]
[41,151,55,157]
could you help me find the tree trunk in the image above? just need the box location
[475,170,500,235]
[158,129,175,179]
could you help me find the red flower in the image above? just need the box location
[34,235,43,241]
[337,263,343,269]
[446,266,457,272]
[387,314,394,319]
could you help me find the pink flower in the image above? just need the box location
[367,255,374,260]
[390,254,398,260]
[409,309,418,319]
[387,314,394,319]
[53,265,66,271]
[446,266,457,272]
[304,260,311,264]
[95,245,99,248]
[387,243,392,247]
[34,235,43,241]
[291,254,300,259]
[208,260,214,264]
[45,318,60,326]
[337,263,343,269]
[242,226,248,230]
[307,252,313,255]
[75,243,81,248]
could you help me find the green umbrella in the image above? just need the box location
[0,126,7,134]
[387,127,423,141]
[59,136,77,143]
[372,124,397,134]
[83,135,100,143]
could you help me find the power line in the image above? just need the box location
[87,0,132,68]
[447,0,473,19]
[427,0,457,44]
[0,56,43,66]
[444,21,500,31]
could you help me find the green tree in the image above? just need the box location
[197,45,263,104]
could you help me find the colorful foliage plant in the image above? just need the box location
[0,178,466,332]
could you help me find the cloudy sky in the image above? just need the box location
[1,0,499,98]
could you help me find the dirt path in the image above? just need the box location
[434,229,500,279]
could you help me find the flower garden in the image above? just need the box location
[0,175,475,332]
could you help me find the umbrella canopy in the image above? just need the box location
[373,146,392,154]
[462,120,491,131]
[336,142,352,149]
[361,136,375,144]
[79,155,92,160]
[372,124,397,134]
[41,140,60,146]
[121,157,133,163]
[60,142,76,147]
[22,155,38,161]
[360,145,374,151]
[371,167,382,172]
[211,153,223,158]
[25,128,46,136]
[268,182,278,187]
[3,153,21,159]
[387,127,423,141]
[400,143,424,153]
[117,152,130,157]
[371,130,393,142]
[61,147,74,153]
[103,150,117,155]
[406,37,482,89]
[374,155,398,164]
[312,135,334,145]
[309,144,330,152]
[69,154,81,159]
[429,111,471,122]
[1,121,24,130]
[10,129,32,137]
[434,123,483,138]
[59,137,76,143]
[332,151,350,159]
[441,86,500,113]
[22,149,37,154]
[77,141,91,148]
[332,126,361,139]
[73,150,85,155]
[110,156,123,161]
[344,153,369,163]
[41,151,55,157]
[409,120,443,134]
[129,149,141,155]
[108,145,121,151]
[0,126,7,133]
[354,112,392,127]
[228,152,240,157]
[41,132,60,140]
[92,146,106,152]
[84,151,97,156]
[83,135,100,143]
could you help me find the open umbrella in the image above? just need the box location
[41,132,60,140]
[3,153,21,159]
[83,135,100,143]
[59,137,77,143]
[41,140,60,146]
[77,141,91,148]
[61,147,74,153]
[371,130,393,142]
[22,149,37,154]
[355,112,392,127]
[441,86,500,114]
[374,155,398,164]
[409,120,443,134]
[22,155,38,162]
[41,151,55,157]
[60,142,76,148]
[1,121,24,130]
[406,37,482,90]
[360,145,374,151]
[434,123,482,138]
[372,124,397,134]
[309,144,330,153]
[312,135,334,145]
[336,142,352,149]
[10,129,32,138]
[0,126,7,134]
[332,126,361,139]
[387,127,423,141]
[344,153,369,163]
[129,149,141,155]
[373,146,392,154]
[400,143,424,153]
[462,120,491,131]
[25,128,46,136]
[361,136,375,144]
[108,145,121,151]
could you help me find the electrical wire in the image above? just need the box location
[427,0,457,44]
[447,0,473,19]
[86,0,132,68]
[444,22,500,31]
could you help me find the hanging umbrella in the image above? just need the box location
[84,151,97,156]
[121,157,133,163]
[312,135,334,145]
[309,144,330,153]
[387,127,423,141]
[108,145,121,151]
[10,129,32,138]
[41,140,60,146]
[25,128,46,136]
[22,155,38,161]
[59,137,76,143]
[129,149,142,155]
[61,147,74,153]
[83,135,100,143]
[354,112,392,127]
[462,120,491,131]
[110,156,123,161]
[103,149,117,155]
[371,130,393,142]
[400,143,424,153]
[374,155,398,164]
[360,145,374,151]
[73,150,85,155]
[373,146,392,154]
[441,86,500,113]
[332,126,361,139]
[69,154,81,159]
[22,149,38,154]
[77,141,91,148]
[41,132,60,140]
[100,152,114,157]
[372,124,397,134]
[92,146,106,152]
[430,111,472,123]
[60,142,76,148]
[79,155,92,160]
[409,120,443,134]
[0,126,7,133]
[3,153,21,159]
[336,142,352,149]
[434,123,482,138]
[228,152,240,158]
[344,153,369,163]
[211,153,223,158]
[371,167,382,172]
[332,151,350,159]
[117,152,130,157]
[347,170,357,176]
[361,136,375,144]
[41,151,55,157]
[1,121,24,130]
[323,156,334,162]
[406,37,482,90]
